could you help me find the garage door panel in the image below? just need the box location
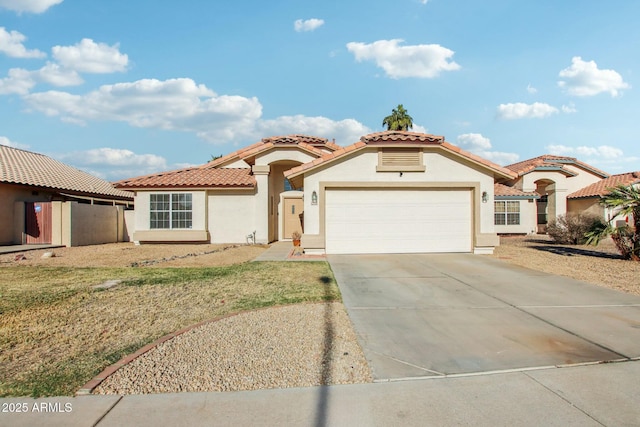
[325,189,472,254]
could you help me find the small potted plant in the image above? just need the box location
[291,231,302,247]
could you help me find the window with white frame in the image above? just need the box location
[494,200,520,225]
[150,193,192,229]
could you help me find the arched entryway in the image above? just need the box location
[534,179,556,233]
[267,160,303,242]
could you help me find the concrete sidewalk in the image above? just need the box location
[1,361,639,426]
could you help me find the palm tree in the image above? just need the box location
[382,104,414,131]
[585,184,640,261]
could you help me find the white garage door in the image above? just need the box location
[325,188,472,254]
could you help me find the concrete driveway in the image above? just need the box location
[328,253,640,380]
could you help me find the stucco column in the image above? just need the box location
[252,165,270,244]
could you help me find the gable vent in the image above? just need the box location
[377,149,425,172]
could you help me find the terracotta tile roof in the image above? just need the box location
[203,134,334,168]
[361,130,445,144]
[567,171,640,199]
[261,134,330,146]
[439,142,517,179]
[284,131,517,180]
[0,144,133,200]
[114,167,255,189]
[505,155,609,178]
[494,183,539,198]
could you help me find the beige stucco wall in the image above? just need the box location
[567,198,604,218]
[50,201,127,247]
[300,147,498,251]
[494,199,538,234]
[208,190,256,243]
[222,159,250,168]
[68,203,125,246]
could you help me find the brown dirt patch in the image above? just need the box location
[0,243,269,268]
[493,235,640,296]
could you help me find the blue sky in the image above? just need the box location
[1,0,638,180]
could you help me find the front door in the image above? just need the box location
[25,202,52,244]
[282,198,303,239]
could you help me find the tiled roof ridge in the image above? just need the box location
[360,130,445,144]
[505,154,609,178]
[261,134,329,145]
[1,144,133,199]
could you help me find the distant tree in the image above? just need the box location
[382,104,414,131]
[210,154,223,161]
[585,184,640,261]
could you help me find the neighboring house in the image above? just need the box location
[499,155,610,234]
[0,144,133,246]
[117,131,517,255]
[567,171,640,226]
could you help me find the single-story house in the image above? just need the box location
[115,131,638,254]
[116,131,517,254]
[0,144,134,246]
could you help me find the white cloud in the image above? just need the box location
[546,144,624,159]
[25,78,262,142]
[22,77,374,146]
[0,63,83,95]
[526,84,537,94]
[52,38,128,73]
[35,62,83,86]
[496,102,559,120]
[346,39,460,79]
[561,103,577,114]
[411,124,428,134]
[0,27,46,58]
[558,56,630,97]
[455,133,519,165]
[0,135,30,149]
[0,68,36,95]
[56,147,169,180]
[0,0,62,13]
[294,18,324,32]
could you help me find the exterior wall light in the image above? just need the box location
[311,191,318,205]
[482,191,488,203]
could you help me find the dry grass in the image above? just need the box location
[493,235,640,295]
[0,252,339,397]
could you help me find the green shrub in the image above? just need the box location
[547,212,603,245]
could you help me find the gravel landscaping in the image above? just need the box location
[493,235,640,296]
[93,303,371,394]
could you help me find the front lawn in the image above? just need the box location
[0,262,339,397]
